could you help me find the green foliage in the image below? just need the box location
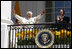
[54,35,71,44]
[17,38,36,45]
[17,35,71,45]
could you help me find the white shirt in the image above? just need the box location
[15,14,43,29]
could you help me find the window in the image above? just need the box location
[45,1,55,22]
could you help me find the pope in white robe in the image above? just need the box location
[12,9,46,28]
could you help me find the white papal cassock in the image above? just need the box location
[15,14,43,28]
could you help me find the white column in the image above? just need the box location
[1,1,14,48]
[1,1,11,20]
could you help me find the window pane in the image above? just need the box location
[46,14,52,22]
[65,1,71,7]
[46,8,53,13]
[65,8,71,12]
[65,13,71,17]
[46,1,53,7]
[55,1,64,7]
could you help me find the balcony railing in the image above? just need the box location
[8,23,71,48]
